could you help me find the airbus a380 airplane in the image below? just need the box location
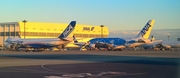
[141,39,180,50]
[74,20,155,51]
[5,21,76,51]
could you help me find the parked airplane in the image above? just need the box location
[4,21,76,51]
[136,36,163,50]
[136,34,180,51]
[73,36,126,51]
[141,40,180,50]
[157,41,180,50]
[74,19,155,51]
[89,38,126,51]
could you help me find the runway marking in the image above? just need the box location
[41,63,69,74]
[106,72,147,77]
[41,63,60,72]
[44,71,147,78]
[41,63,147,78]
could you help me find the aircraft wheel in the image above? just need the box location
[119,49,123,51]
[160,48,165,51]
[107,49,112,51]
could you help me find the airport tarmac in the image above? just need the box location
[0,50,180,78]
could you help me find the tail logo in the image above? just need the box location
[63,25,73,37]
[140,23,151,37]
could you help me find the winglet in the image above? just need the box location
[58,21,76,38]
[135,20,155,39]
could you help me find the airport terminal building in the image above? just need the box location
[0,21,109,47]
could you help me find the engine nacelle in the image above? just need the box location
[163,45,171,49]
[5,43,13,49]
[89,44,96,49]
[155,43,171,50]
[113,45,126,51]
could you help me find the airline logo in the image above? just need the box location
[63,24,73,37]
[58,21,76,38]
[91,27,95,31]
[140,23,151,37]
[83,27,95,31]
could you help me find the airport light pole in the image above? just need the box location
[100,25,104,38]
[167,35,170,41]
[22,20,27,39]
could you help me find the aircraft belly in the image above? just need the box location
[44,41,68,46]
[22,40,67,48]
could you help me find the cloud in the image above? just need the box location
[152,32,170,36]
[109,30,139,36]
[131,31,139,35]
[121,31,129,35]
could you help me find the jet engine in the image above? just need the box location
[155,43,171,50]
[56,44,68,51]
[4,42,21,51]
[112,45,126,51]
[88,44,96,50]
[161,44,171,50]
[5,43,13,50]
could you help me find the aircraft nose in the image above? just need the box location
[3,42,9,49]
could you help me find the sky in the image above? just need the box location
[109,29,180,41]
[0,0,179,30]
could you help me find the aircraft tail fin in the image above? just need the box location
[151,36,156,41]
[58,21,76,38]
[73,35,78,43]
[72,35,89,50]
[135,20,155,39]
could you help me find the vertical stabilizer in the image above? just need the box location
[151,36,156,41]
[73,35,78,43]
[58,21,76,38]
[135,20,155,39]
